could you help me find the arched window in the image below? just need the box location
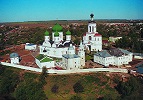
[43,49,47,52]
[89,36,92,40]
[89,26,91,32]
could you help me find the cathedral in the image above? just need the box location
[83,14,102,51]
[39,23,85,69]
[39,23,74,58]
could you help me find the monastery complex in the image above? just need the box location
[0,14,135,73]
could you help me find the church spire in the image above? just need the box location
[90,13,94,21]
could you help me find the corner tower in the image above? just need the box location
[78,41,85,67]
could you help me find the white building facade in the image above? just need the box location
[62,44,85,70]
[39,24,74,58]
[25,43,37,50]
[83,14,102,51]
[94,48,133,67]
[35,54,55,68]
[10,53,20,64]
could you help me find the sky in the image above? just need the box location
[0,0,143,22]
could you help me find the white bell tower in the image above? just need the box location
[88,14,96,33]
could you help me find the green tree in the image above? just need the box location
[116,76,139,96]
[39,67,47,85]
[14,81,47,100]
[73,82,84,93]
[0,69,19,95]
[51,84,59,93]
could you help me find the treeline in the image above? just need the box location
[115,32,143,53]
[115,76,143,100]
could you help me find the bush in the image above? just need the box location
[73,82,84,93]
[116,76,139,96]
[51,84,59,93]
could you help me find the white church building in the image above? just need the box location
[10,53,20,64]
[62,42,85,70]
[39,23,74,58]
[94,48,133,67]
[83,14,102,51]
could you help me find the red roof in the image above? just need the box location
[83,33,86,36]
[102,40,109,43]
[94,33,101,36]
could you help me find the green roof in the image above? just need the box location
[52,23,63,32]
[40,57,53,62]
[36,54,44,60]
[44,31,49,36]
[66,30,71,35]
[36,54,53,62]
[54,31,59,37]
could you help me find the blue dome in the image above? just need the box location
[10,53,19,58]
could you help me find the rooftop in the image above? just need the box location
[40,57,53,62]
[52,23,63,32]
[36,54,53,62]
[10,53,19,58]
[95,48,132,58]
[95,50,112,58]
[62,54,79,59]
[44,30,49,36]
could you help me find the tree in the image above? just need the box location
[73,82,84,93]
[39,67,47,85]
[0,69,19,95]
[51,84,59,93]
[0,33,5,50]
[116,76,139,96]
[14,81,47,100]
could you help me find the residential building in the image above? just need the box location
[94,48,133,67]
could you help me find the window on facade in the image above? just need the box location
[89,26,91,32]
[43,49,47,52]
[92,26,94,32]
[89,36,92,40]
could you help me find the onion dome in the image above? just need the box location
[66,30,71,35]
[44,31,49,36]
[90,13,94,18]
[52,23,63,32]
[54,31,59,37]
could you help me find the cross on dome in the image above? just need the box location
[90,13,94,21]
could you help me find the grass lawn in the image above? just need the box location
[44,73,120,100]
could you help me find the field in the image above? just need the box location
[44,73,121,100]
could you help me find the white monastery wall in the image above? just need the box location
[1,62,128,74]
